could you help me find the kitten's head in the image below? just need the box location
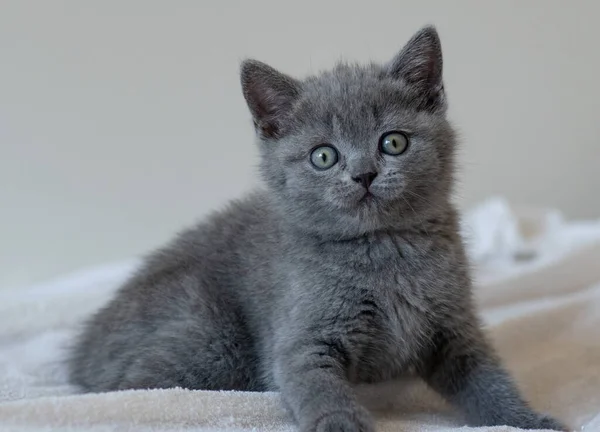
[241,26,456,239]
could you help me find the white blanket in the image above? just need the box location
[1,199,599,432]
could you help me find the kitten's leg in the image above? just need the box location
[274,335,374,432]
[418,325,566,431]
[69,281,263,392]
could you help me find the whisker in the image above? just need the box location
[401,195,431,241]
[404,189,446,213]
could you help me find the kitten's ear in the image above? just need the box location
[388,26,445,112]
[240,59,300,139]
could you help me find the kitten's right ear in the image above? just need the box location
[240,59,300,139]
[388,26,446,112]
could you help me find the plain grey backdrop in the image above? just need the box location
[1,0,599,288]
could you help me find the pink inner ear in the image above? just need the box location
[246,81,300,139]
[258,88,284,116]
[250,88,283,138]
[241,60,300,139]
[259,121,278,139]
[405,55,436,84]
[389,27,443,91]
[395,47,441,88]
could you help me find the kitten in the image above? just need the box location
[68,27,565,432]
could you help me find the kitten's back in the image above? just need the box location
[68,192,277,391]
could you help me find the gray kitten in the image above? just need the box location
[68,27,565,432]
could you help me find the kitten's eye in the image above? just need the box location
[310,146,339,170]
[380,132,409,156]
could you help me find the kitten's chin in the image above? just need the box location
[358,191,376,203]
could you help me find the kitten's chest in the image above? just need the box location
[348,269,435,382]
[297,232,453,381]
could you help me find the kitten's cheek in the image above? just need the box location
[322,188,352,209]
[370,185,402,201]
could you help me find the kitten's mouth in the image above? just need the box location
[359,191,376,204]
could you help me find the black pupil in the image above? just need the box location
[321,152,328,162]
[390,138,397,148]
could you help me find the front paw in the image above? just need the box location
[506,413,567,431]
[529,414,568,431]
[309,409,374,432]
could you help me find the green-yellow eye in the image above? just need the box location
[310,146,339,170]
[380,132,409,156]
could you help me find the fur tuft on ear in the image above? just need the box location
[240,59,300,139]
[388,26,446,112]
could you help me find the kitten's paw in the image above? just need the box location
[310,408,374,432]
[507,413,567,431]
[531,414,568,431]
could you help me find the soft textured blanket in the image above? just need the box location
[1,199,599,431]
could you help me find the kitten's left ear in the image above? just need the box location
[388,26,446,112]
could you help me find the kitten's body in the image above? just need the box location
[71,194,465,390]
[69,27,564,431]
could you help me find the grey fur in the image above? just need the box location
[68,27,565,432]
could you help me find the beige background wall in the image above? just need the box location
[1,0,599,289]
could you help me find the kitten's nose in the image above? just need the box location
[352,172,378,189]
